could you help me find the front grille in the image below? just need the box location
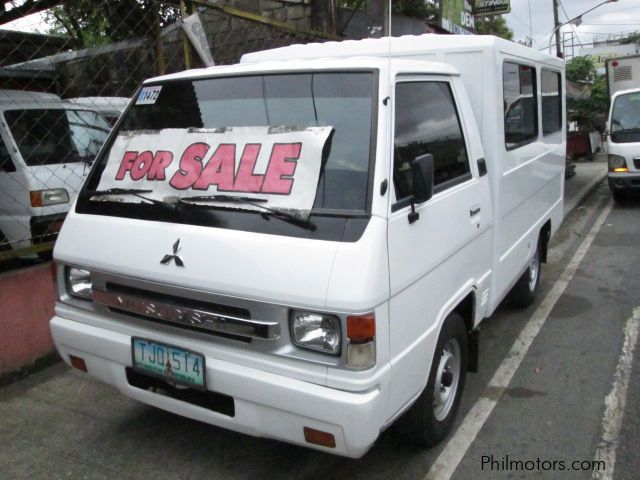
[105,282,251,319]
[126,368,235,417]
[94,283,280,342]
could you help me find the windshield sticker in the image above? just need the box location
[136,86,162,105]
[97,126,333,213]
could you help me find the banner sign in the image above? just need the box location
[97,126,333,214]
[441,0,476,35]
[475,0,511,16]
[182,12,215,67]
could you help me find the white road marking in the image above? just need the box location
[425,200,614,480]
[592,306,640,480]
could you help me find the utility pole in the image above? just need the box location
[552,0,562,57]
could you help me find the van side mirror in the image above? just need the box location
[412,153,434,203]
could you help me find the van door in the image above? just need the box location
[0,130,30,246]
[386,76,493,415]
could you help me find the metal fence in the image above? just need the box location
[0,0,331,267]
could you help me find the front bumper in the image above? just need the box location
[50,315,387,458]
[608,172,640,192]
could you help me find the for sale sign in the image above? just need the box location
[97,126,333,214]
[475,0,511,16]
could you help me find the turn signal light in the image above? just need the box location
[29,188,70,207]
[303,427,336,448]
[69,355,87,372]
[347,314,375,342]
[346,313,376,369]
[613,168,628,172]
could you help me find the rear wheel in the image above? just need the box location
[396,313,468,446]
[510,243,541,308]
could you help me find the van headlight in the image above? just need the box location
[30,188,70,207]
[67,267,92,299]
[290,310,341,355]
[608,154,627,172]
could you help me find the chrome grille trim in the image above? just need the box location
[92,288,280,340]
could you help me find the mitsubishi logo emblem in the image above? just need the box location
[160,239,184,267]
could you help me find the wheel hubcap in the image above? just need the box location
[528,249,540,292]
[433,338,461,422]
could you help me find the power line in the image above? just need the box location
[558,0,584,49]
[509,12,544,35]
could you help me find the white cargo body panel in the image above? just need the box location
[606,54,640,97]
[244,35,566,313]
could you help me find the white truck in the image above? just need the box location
[605,55,640,201]
[50,35,565,458]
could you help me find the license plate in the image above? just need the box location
[131,338,206,390]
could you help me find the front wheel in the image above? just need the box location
[612,190,627,204]
[395,313,468,447]
[510,244,541,308]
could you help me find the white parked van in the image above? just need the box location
[50,35,565,457]
[0,90,112,257]
[607,87,640,202]
[66,97,130,126]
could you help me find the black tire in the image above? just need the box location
[510,242,541,308]
[612,190,627,204]
[395,313,468,447]
[0,232,20,272]
[37,249,53,261]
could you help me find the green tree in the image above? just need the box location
[46,0,179,48]
[565,56,608,130]
[475,15,513,40]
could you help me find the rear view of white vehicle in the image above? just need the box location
[50,35,565,458]
[0,90,111,258]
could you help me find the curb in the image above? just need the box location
[0,351,60,388]
[565,171,608,217]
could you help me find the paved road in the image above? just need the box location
[1,178,638,480]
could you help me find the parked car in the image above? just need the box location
[50,35,565,457]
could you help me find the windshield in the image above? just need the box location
[610,92,640,143]
[78,71,377,241]
[4,108,111,166]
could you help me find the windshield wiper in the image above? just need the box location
[179,194,317,231]
[85,188,176,208]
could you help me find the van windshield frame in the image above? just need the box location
[76,69,379,242]
[3,108,111,167]
[610,91,640,144]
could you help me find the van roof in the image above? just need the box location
[241,34,563,67]
[0,89,61,104]
[144,56,459,84]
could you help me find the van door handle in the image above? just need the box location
[470,206,481,216]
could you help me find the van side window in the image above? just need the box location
[0,137,15,172]
[393,81,470,200]
[503,62,538,149]
[541,69,562,135]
